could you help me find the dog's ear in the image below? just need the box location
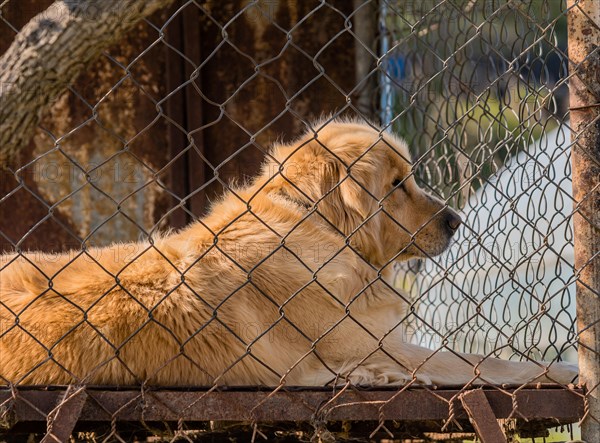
[264,140,340,206]
[335,153,386,264]
[263,138,386,263]
[265,139,382,221]
[337,157,381,220]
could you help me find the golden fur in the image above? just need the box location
[0,119,577,386]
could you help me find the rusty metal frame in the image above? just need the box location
[0,386,584,436]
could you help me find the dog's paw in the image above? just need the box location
[547,361,578,384]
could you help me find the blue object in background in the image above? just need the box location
[378,2,408,126]
[386,53,406,82]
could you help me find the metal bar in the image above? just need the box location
[165,6,191,228]
[40,386,87,443]
[183,5,207,217]
[460,390,507,443]
[567,1,600,442]
[0,388,584,424]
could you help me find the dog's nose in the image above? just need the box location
[445,210,462,233]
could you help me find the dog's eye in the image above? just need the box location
[392,179,404,189]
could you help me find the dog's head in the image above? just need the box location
[263,119,461,267]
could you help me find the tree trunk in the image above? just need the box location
[0,0,175,164]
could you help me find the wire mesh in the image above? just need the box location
[0,0,597,441]
[384,0,576,362]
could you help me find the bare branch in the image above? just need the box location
[0,0,175,164]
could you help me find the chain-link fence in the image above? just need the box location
[0,0,598,442]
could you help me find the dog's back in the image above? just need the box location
[0,239,195,385]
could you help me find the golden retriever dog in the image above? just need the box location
[0,119,577,387]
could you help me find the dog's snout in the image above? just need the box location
[445,210,462,233]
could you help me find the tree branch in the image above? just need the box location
[0,0,175,164]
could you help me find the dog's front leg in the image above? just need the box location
[393,342,578,386]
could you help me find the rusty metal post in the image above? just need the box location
[460,391,507,443]
[567,1,600,441]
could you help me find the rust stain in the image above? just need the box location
[25,14,170,246]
